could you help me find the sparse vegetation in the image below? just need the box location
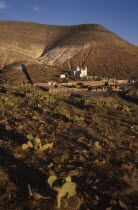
[0,21,138,83]
[0,85,138,209]
[22,135,53,151]
[47,175,80,209]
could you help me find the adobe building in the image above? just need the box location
[71,66,87,78]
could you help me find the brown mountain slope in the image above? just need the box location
[0,21,138,82]
[39,24,138,78]
[0,21,71,67]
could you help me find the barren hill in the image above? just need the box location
[0,21,138,83]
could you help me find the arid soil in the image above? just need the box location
[0,85,138,210]
[0,21,138,82]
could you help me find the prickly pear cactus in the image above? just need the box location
[61,181,76,197]
[47,175,80,209]
[42,143,53,150]
[27,141,33,148]
[31,137,40,149]
[53,179,76,208]
[22,144,29,150]
[47,175,57,187]
[22,135,53,151]
[68,196,81,209]
[26,134,34,140]
[65,176,72,182]
[28,184,51,200]
[94,141,101,150]
[61,198,68,208]
[38,142,43,150]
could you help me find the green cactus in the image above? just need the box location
[32,137,41,149]
[22,144,29,150]
[22,140,34,150]
[68,196,81,209]
[28,184,51,200]
[42,143,53,150]
[27,141,33,147]
[122,106,130,112]
[47,175,57,187]
[61,198,68,208]
[22,135,53,151]
[26,134,34,140]
[38,142,43,150]
[47,175,81,209]
[53,177,76,208]
[60,181,76,197]
[94,141,101,150]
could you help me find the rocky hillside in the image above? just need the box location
[0,85,138,209]
[0,21,138,82]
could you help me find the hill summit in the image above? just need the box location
[0,21,138,82]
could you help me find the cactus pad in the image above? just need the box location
[94,141,101,150]
[68,196,81,209]
[34,137,41,143]
[27,141,33,147]
[65,176,72,182]
[47,175,57,187]
[61,198,68,208]
[61,182,76,196]
[26,134,34,140]
[43,143,53,150]
[22,144,29,149]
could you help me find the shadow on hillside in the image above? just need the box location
[119,92,138,105]
[61,98,85,110]
[38,86,49,91]
[0,124,55,201]
[0,146,53,204]
[0,124,26,145]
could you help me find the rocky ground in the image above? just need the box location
[0,85,138,210]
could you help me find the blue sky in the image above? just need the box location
[0,0,138,46]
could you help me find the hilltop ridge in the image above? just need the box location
[0,21,138,83]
